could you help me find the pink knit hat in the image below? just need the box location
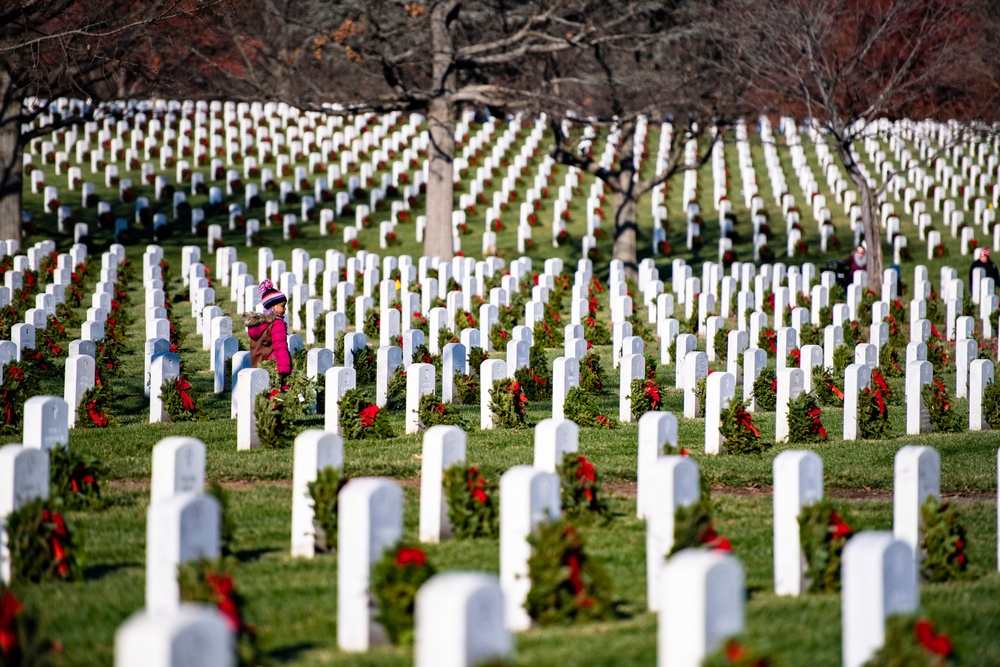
[258,279,286,309]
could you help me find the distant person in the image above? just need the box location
[244,279,291,388]
[969,247,1000,291]
[845,244,867,277]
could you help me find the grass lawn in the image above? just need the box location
[9,117,1000,665]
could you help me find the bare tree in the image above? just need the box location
[719,0,995,293]
[0,0,216,240]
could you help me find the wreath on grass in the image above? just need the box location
[630,378,664,419]
[468,347,489,375]
[557,454,610,522]
[160,376,203,422]
[514,366,551,401]
[758,327,777,355]
[879,344,905,378]
[253,389,301,449]
[352,345,377,386]
[525,519,615,626]
[0,585,60,666]
[670,484,732,554]
[452,373,479,405]
[49,443,104,510]
[75,382,114,429]
[813,367,845,406]
[584,315,611,345]
[178,558,266,667]
[307,466,348,552]
[443,463,499,538]
[416,394,469,430]
[489,323,510,352]
[579,352,605,392]
[870,368,899,405]
[857,386,892,440]
[864,615,955,666]
[339,389,395,439]
[799,500,853,593]
[4,498,82,584]
[488,378,529,428]
[702,637,774,667]
[982,380,1000,429]
[832,343,854,373]
[920,497,972,583]
[719,400,769,455]
[562,387,615,428]
[371,544,436,645]
[787,392,827,444]
[921,378,963,433]
[750,367,777,412]
[694,377,708,419]
[386,367,407,410]
[0,362,35,435]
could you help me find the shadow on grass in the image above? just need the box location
[84,561,140,581]
[266,642,319,662]
[236,547,280,564]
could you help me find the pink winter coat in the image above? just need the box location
[243,311,292,373]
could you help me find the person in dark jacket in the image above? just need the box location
[243,280,292,386]
[845,244,867,278]
[969,247,1000,292]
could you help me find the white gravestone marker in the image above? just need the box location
[145,493,221,613]
[532,418,579,472]
[291,430,343,557]
[646,457,700,610]
[150,437,206,505]
[419,426,466,543]
[0,445,49,584]
[773,451,824,596]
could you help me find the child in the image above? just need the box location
[243,280,291,386]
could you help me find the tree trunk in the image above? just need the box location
[612,173,638,280]
[423,2,457,262]
[839,143,884,295]
[424,95,455,261]
[0,69,23,242]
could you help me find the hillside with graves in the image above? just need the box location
[2,98,1000,667]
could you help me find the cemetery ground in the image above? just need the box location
[11,115,1000,665]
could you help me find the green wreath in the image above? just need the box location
[49,443,104,510]
[417,393,469,430]
[751,367,777,412]
[514,366,552,401]
[451,373,479,405]
[443,463,499,538]
[629,378,664,420]
[562,387,615,429]
[339,388,395,439]
[353,344,377,386]
[75,383,115,429]
[702,637,774,667]
[920,497,972,583]
[787,392,827,444]
[159,375,203,422]
[307,466,348,552]
[719,400,768,454]
[557,453,610,522]
[4,497,82,584]
[386,367,407,410]
[371,544,436,645]
[489,323,510,352]
[525,519,615,626]
[982,380,1000,429]
[488,378,528,428]
[864,615,956,666]
[812,366,845,406]
[799,499,853,593]
[579,352,605,392]
[921,378,963,433]
[857,386,892,440]
[253,390,301,449]
[0,584,59,665]
[671,482,732,554]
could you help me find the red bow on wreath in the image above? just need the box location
[914,619,952,657]
[69,462,95,494]
[735,406,760,437]
[872,388,886,415]
[50,318,65,335]
[807,406,827,440]
[643,380,661,407]
[359,404,380,427]
[41,510,70,577]
[0,590,23,655]
[830,511,852,540]
[45,336,61,356]
[566,549,594,608]
[206,573,242,633]
[575,456,597,502]
[395,547,427,567]
[87,401,108,427]
[872,370,889,393]
[827,380,845,400]
[175,377,195,411]
[933,379,950,410]
[508,381,529,408]
[699,523,733,552]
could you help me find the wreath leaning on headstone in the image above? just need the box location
[798,499,853,594]
[921,378,963,433]
[982,379,1000,429]
[719,400,769,455]
[863,615,956,666]
[579,352,605,392]
[416,393,469,430]
[786,392,827,444]
[352,345,378,386]
[857,386,892,440]
[49,443,104,510]
[812,366,844,406]
[253,389,302,449]
[442,463,499,539]
[307,466,348,552]
[701,637,774,667]
[0,361,36,435]
[339,389,395,440]
[920,496,972,583]
[5,497,82,584]
[629,378,664,420]
[0,584,60,665]
[371,544,437,645]
[556,453,610,522]
[671,482,733,554]
[159,375,203,422]
[524,519,615,626]
[488,378,529,428]
[514,366,551,401]
[386,367,407,410]
[451,372,479,405]
[178,558,267,667]
[751,367,777,412]
[207,480,237,558]
[75,381,114,429]
[562,387,615,429]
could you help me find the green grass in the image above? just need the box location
[11,120,1000,666]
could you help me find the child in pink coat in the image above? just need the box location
[243,280,292,385]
